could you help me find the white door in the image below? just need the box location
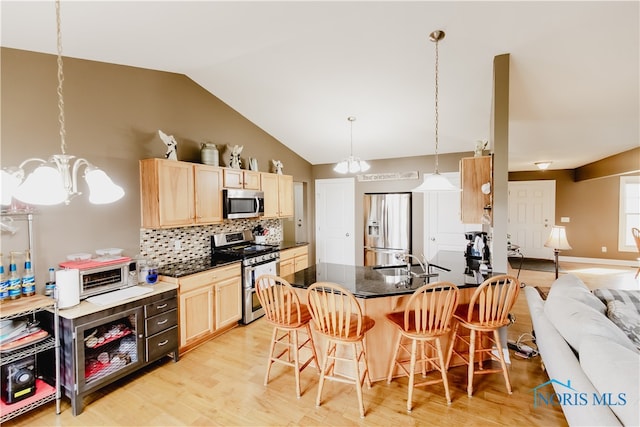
[315,178,355,265]
[294,182,307,243]
[424,172,480,259]
[508,180,556,259]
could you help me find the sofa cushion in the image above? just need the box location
[580,335,640,427]
[546,274,606,313]
[544,295,637,353]
[606,299,640,350]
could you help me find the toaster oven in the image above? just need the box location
[78,262,130,299]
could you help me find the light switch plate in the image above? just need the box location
[560,217,570,223]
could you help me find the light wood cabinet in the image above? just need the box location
[215,276,242,329]
[279,245,309,276]
[223,168,261,190]
[140,158,223,228]
[171,263,242,353]
[194,164,224,224]
[460,155,492,224]
[261,172,294,218]
[140,158,194,228]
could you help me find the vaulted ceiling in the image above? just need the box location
[2,1,638,171]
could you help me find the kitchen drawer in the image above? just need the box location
[145,308,178,336]
[146,325,178,362]
[179,264,241,292]
[145,297,178,318]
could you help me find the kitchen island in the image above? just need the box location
[281,250,505,382]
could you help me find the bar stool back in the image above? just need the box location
[255,274,319,398]
[386,282,459,411]
[306,282,375,418]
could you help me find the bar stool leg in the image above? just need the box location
[352,342,365,418]
[468,329,476,397]
[435,338,451,404]
[264,327,278,386]
[387,333,402,383]
[493,329,512,394]
[407,338,418,412]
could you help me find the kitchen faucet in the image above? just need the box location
[395,253,426,277]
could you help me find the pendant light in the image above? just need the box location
[412,30,460,192]
[334,116,370,174]
[2,0,124,206]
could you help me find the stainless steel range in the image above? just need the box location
[211,230,279,324]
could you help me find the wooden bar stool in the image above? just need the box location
[255,274,320,398]
[306,282,375,418]
[446,274,520,397]
[386,282,459,411]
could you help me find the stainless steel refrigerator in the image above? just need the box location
[364,192,412,266]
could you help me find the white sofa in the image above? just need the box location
[525,274,639,426]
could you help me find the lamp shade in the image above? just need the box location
[544,225,572,250]
[14,165,67,205]
[85,168,125,204]
[412,172,460,192]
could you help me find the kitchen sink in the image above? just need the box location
[373,265,439,283]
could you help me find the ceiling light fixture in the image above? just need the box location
[2,0,124,206]
[413,30,460,193]
[535,161,552,170]
[334,116,370,174]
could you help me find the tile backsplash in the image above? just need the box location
[139,218,282,265]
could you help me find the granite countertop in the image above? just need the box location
[277,241,309,251]
[281,250,504,299]
[158,257,240,278]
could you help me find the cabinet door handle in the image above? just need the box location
[157,340,169,346]
[156,303,168,309]
[157,319,168,325]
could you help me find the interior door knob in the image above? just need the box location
[345,233,350,237]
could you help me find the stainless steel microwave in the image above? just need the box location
[223,189,264,219]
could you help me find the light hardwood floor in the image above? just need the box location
[4,261,638,426]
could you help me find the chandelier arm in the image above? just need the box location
[70,157,92,196]
[18,158,47,170]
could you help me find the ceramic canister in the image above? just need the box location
[201,143,219,166]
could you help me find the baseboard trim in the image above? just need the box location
[559,256,638,268]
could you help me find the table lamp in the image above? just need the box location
[544,225,572,278]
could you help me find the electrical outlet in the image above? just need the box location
[601,246,607,253]
[174,240,182,251]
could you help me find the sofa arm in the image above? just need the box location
[524,286,622,426]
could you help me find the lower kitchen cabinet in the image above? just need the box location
[279,245,309,277]
[57,286,179,416]
[166,262,242,354]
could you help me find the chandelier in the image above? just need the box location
[334,116,370,174]
[1,0,124,206]
[412,30,460,192]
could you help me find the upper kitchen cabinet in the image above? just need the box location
[223,169,261,190]
[140,158,223,228]
[194,165,224,224]
[261,173,294,218]
[460,155,492,224]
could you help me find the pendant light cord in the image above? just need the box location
[433,34,440,174]
[348,116,355,157]
[56,0,67,155]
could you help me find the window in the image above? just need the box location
[618,175,640,252]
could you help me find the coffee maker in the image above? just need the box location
[464,231,491,274]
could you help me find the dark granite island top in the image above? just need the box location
[281,250,504,298]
